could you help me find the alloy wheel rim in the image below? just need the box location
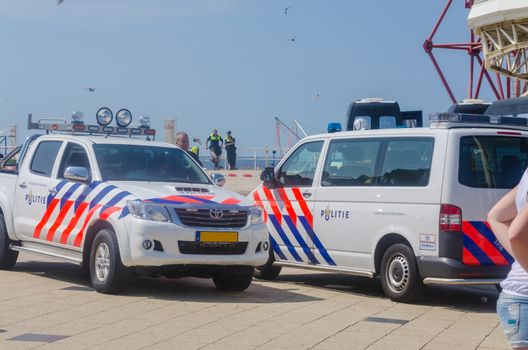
[94,242,111,282]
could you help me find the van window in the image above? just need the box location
[277,141,323,187]
[30,141,62,178]
[378,138,434,187]
[322,139,381,187]
[379,116,396,129]
[459,136,528,189]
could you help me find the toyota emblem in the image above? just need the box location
[209,208,224,219]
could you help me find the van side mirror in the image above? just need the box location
[260,167,279,189]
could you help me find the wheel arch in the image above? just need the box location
[82,219,115,266]
[374,233,413,275]
[0,195,16,240]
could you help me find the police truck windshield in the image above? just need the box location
[93,144,211,184]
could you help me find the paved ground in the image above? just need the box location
[0,254,508,350]
[0,174,510,349]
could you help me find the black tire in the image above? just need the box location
[255,248,282,280]
[89,228,130,294]
[0,214,18,270]
[213,266,254,292]
[380,243,423,303]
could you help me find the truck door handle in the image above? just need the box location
[302,191,312,198]
[48,188,57,195]
[18,182,27,189]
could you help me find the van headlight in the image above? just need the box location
[127,200,171,222]
[250,206,264,225]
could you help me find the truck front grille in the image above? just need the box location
[174,208,248,228]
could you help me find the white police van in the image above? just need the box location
[0,109,268,293]
[253,113,527,302]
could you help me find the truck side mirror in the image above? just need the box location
[260,167,278,189]
[64,166,90,183]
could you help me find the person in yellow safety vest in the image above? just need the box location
[225,130,237,170]
[206,129,223,170]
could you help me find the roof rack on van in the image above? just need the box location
[430,113,528,130]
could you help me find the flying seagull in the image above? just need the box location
[57,0,64,5]
[284,6,292,15]
[284,35,298,43]
[312,94,320,101]
[83,87,97,92]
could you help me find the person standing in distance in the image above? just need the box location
[488,169,528,350]
[206,129,223,170]
[175,131,202,166]
[225,130,237,170]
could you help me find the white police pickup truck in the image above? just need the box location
[0,109,268,293]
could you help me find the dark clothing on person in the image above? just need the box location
[225,134,236,170]
[187,150,202,167]
[207,133,223,170]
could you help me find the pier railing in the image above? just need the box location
[196,146,290,170]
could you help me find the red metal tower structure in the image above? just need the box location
[424,0,524,103]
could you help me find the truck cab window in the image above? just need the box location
[0,147,21,173]
[277,141,323,187]
[30,141,62,177]
[59,143,91,179]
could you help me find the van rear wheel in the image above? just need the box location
[380,243,423,303]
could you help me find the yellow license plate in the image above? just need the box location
[196,231,238,243]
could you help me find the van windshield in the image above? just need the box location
[459,136,528,189]
[93,144,211,184]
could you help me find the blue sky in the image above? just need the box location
[0,0,491,152]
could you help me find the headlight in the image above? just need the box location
[127,200,171,222]
[250,206,264,225]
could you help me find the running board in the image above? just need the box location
[423,277,502,285]
[273,261,374,278]
[10,244,82,265]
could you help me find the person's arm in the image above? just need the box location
[488,187,517,255]
[220,136,223,147]
[206,136,210,149]
[508,203,528,271]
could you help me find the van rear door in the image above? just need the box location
[441,129,528,267]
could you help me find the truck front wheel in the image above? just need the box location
[0,214,18,270]
[213,266,254,291]
[89,228,130,294]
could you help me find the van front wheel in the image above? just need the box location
[255,249,282,280]
[380,243,423,303]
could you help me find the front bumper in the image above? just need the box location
[121,219,269,267]
[417,256,510,284]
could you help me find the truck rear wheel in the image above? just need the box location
[89,228,129,294]
[380,243,423,303]
[0,214,18,270]
[255,249,281,280]
[213,266,254,291]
